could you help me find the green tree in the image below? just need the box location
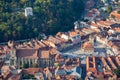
[22,74,36,79]
[106,6,112,14]
[22,62,29,68]
[117,11,120,14]
[32,63,38,68]
[0,0,85,42]
[114,67,120,78]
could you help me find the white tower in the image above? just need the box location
[25,7,33,17]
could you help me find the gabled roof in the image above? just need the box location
[110,10,120,19]
[68,31,79,37]
[90,23,99,27]
[48,36,62,44]
[97,20,114,28]
[40,50,50,58]
[16,48,38,58]
[82,42,94,49]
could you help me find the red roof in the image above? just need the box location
[110,10,120,19]
[16,49,38,58]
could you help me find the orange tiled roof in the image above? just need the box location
[68,31,78,37]
[105,21,115,25]
[40,50,50,58]
[16,48,38,58]
[22,68,43,74]
[55,36,67,43]
[113,28,120,32]
[97,20,104,25]
[8,73,21,80]
[82,28,96,34]
[3,70,12,80]
[86,56,97,73]
[74,29,86,36]
[41,40,52,47]
[48,36,62,44]
[1,66,9,72]
[82,42,94,49]
[97,20,114,28]
[90,23,99,27]
[110,10,120,19]
[50,48,59,55]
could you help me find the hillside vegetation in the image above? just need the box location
[0,0,85,42]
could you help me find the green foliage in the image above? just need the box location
[0,0,85,42]
[22,62,29,68]
[105,6,112,14]
[32,63,38,67]
[22,74,36,79]
[117,11,120,14]
[117,4,120,7]
[114,67,120,78]
[55,63,60,67]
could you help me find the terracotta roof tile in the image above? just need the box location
[41,40,51,47]
[48,36,61,44]
[97,20,114,28]
[40,50,50,58]
[22,68,43,74]
[110,10,120,19]
[55,36,67,43]
[50,48,59,55]
[8,73,21,80]
[68,31,78,37]
[90,23,99,27]
[82,42,94,49]
[113,28,120,32]
[16,49,38,58]
[105,21,115,25]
